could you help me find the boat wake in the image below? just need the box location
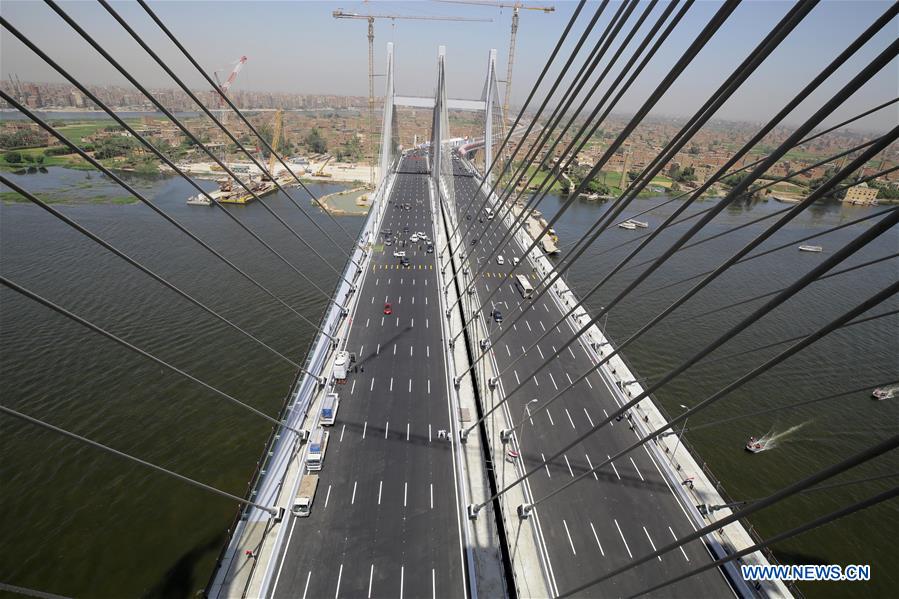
[750,422,810,452]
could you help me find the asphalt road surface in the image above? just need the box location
[447,155,736,598]
[270,152,467,599]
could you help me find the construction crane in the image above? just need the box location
[213,56,247,126]
[332,10,492,186]
[436,1,554,124]
[315,155,333,178]
[264,108,284,181]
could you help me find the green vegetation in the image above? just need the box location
[304,128,327,153]
[337,135,364,162]
[0,190,138,205]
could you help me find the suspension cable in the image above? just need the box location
[0,90,333,340]
[448,0,687,300]
[440,0,607,259]
[671,252,899,326]
[42,0,360,284]
[0,276,303,436]
[0,175,301,368]
[576,97,899,264]
[460,47,899,428]
[450,0,777,340]
[0,405,279,516]
[458,0,890,340]
[468,211,898,511]
[687,378,899,434]
[0,20,342,305]
[624,485,897,598]
[495,280,899,523]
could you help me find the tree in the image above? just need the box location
[304,128,327,154]
[4,151,22,164]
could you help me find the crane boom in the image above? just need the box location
[267,109,283,180]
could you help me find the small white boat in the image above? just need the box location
[618,221,637,230]
[745,436,767,453]
[798,245,823,253]
[630,220,649,228]
[872,387,895,400]
[186,194,213,206]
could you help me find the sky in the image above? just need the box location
[1,0,897,131]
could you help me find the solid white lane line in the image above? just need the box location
[563,520,577,555]
[565,373,573,385]
[381,316,384,327]
[351,481,358,504]
[410,345,414,356]
[368,564,375,598]
[408,378,412,392]
[549,373,558,391]
[340,424,346,442]
[406,422,410,441]
[514,370,520,384]
[385,421,390,438]
[394,344,397,355]
[526,320,532,332]
[630,457,645,481]
[615,519,633,558]
[376,343,380,355]
[302,571,312,599]
[400,566,405,599]
[568,346,576,359]
[430,483,434,509]
[540,321,546,332]
[324,485,332,508]
[360,345,364,357]
[590,522,605,556]
[426,345,430,357]
[432,569,436,599]
[546,409,555,426]
[526,405,534,425]
[521,346,525,355]
[643,526,662,561]
[537,345,544,360]
[362,421,368,439]
[378,480,383,505]
[404,482,408,507]
[371,296,374,304]
[335,563,343,599]
[390,377,394,391]
[534,376,539,387]
[585,377,594,390]
[505,344,511,356]
[564,454,574,477]
[603,408,612,426]
[426,318,429,328]
[365,318,370,328]
[541,453,551,478]
[371,378,375,392]
[585,453,598,480]
[351,380,356,395]
[429,424,432,442]
[608,455,621,480]
[428,379,431,394]
[669,526,690,561]
[583,408,595,427]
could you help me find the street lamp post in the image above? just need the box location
[672,403,689,470]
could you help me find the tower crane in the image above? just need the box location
[436,1,554,124]
[332,10,492,186]
[263,108,283,181]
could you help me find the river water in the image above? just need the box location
[1,168,896,598]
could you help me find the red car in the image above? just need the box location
[383,303,392,315]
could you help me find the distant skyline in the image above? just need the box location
[1,1,896,131]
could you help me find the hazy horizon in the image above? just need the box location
[1,1,896,132]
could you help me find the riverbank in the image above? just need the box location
[318,185,372,216]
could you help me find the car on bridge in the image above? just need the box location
[383,303,392,315]
[496,256,505,265]
[491,308,503,323]
[393,250,406,257]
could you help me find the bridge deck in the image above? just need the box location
[268,153,467,599]
[451,157,735,598]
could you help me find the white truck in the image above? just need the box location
[333,350,349,382]
[291,474,320,517]
[306,428,329,471]
[321,392,339,426]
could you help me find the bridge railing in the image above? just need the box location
[205,174,393,596]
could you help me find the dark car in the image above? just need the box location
[471,237,479,245]
[491,309,503,323]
